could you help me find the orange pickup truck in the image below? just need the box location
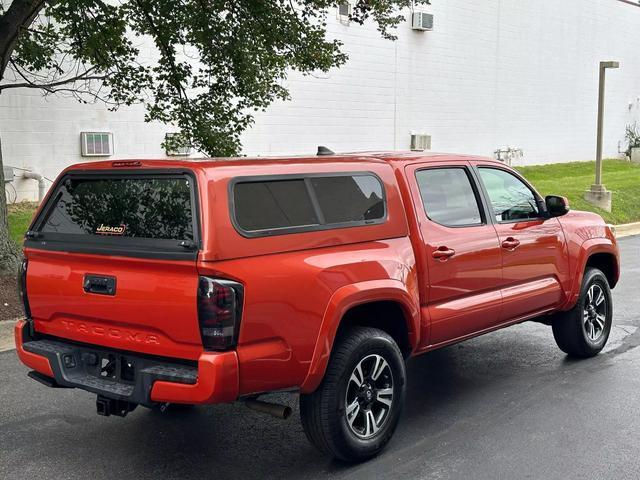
[15,151,619,461]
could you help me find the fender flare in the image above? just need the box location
[299,279,420,394]
[562,238,619,310]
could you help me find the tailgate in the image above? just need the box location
[23,170,203,360]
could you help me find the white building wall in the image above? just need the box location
[2,0,640,201]
[243,0,640,161]
[0,90,173,201]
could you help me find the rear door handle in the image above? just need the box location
[501,237,521,250]
[432,246,456,260]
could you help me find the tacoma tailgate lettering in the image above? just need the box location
[61,320,160,345]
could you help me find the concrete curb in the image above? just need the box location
[615,222,640,238]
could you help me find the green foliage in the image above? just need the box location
[2,0,429,156]
[516,159,640,224]
[624,123,640,158]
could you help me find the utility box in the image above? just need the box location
[3,166,14,183]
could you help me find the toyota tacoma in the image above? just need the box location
[15,151,619,462]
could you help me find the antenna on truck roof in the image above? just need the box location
[317,146,335,156]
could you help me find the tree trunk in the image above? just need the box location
[0,1,49,275]
[0,1,48,76]
[0,137,20,275]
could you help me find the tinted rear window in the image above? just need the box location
[233,179,319,231]
[41,177,194,241]
[232,174,385,236]
[310,176,384,224]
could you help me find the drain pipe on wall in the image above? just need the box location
[22,170,46,202]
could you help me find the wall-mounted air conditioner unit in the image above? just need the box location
[337,1,353,23]
[165,133,193,156]
[81,132,113,157]
[412,12,434,31]
[338,2,351,16]
[410,133,432,151]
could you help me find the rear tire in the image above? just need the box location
[299,327,406,462]
[552,268,613,358]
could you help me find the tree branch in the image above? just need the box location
[0,63,103,91]
[132,0,189,103]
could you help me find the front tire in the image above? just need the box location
[300,327,406,462]
[552,267,613,358]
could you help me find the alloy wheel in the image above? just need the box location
[583,283,607,342]
[344,354,394,439]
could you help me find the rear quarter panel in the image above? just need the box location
[197,160,417,396]
[198,239,417,395]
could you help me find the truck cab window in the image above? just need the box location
[415,168,483,227]
[478,168,539,222]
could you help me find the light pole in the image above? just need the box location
[585,61,619,212]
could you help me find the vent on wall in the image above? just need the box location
[410,133,432,151]
[412,12,434,31]
[81,132,113,157]
[165,133,193,156]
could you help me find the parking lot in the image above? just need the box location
[1,235,639,480]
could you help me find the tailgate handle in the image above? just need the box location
[83,275,117,296]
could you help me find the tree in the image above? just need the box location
[0,0,429,272]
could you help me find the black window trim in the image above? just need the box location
[25,168,202,261]
[474,165,548,225]
[228,171,388,238]
[414,165,488,229]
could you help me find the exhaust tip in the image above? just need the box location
[281,406,293,420]
[245,398,292,420]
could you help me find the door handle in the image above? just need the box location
[432,246,456,260]
[83,274,117,296]
[501,237,521,250]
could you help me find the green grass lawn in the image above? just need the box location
[516,159,640,225]
[7,202,37,246]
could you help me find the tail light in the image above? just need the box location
[197,277,244,351]
[18,258,32,319]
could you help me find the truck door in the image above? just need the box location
[472,162,569,321]
[405,162,503,346]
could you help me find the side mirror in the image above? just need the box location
[545,195,570,217]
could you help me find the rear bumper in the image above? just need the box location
[14,320,239,405]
